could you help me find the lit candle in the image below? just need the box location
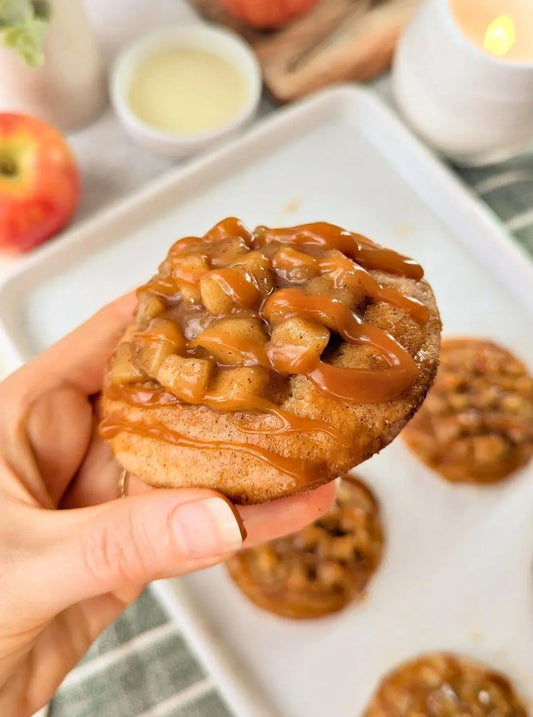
[450,0,532,60]
[392,0,533,165]
[483,16,516,58]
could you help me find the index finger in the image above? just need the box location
[4,292,137,397]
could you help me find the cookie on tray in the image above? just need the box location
[225,474,384,618]
[101,217,441,503]
[403,338,533,484]
[363,652,527,716]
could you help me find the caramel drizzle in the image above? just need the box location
[263,289,419,402]
[253,222,424,280]
[168,236,205,255]
[148,221,427,321]
[140,275,179,297]
[191,331,269,367]
[104,382,176,408]
[206,267,262,307]
[204,216,252,243]
[104,381,350,447]
[100,414,324,488]
[317,254,429,322]
[205,393,351,447]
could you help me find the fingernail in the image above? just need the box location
[172,497,245,558]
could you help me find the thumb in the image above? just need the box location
[17,489,245,616]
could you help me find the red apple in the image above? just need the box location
[221,0,319,29]
[0,113,80,252]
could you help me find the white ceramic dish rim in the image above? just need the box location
[110,23,263,146]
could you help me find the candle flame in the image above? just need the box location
[483,15,516,56]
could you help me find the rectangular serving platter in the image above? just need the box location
[1,86,532,716]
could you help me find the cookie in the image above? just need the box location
[225,474,384,618]
[403,338,533,483]
[101,218,441,503]
[364,653,527,716]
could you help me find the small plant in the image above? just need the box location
[0,0,51,67]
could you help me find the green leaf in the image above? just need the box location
[0,1,50,66]
[2,16,48,67]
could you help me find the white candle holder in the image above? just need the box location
[392,0,533,166]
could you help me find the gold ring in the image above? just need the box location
[118,469,129,498]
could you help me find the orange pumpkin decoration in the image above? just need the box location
[221,0,319,29]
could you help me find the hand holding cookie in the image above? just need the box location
[0,294,334,716]
[101,218,441,503]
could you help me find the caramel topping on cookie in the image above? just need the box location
[225,474,384,618]
[102,218,438,494]
[100,414,327,488]
[107,218,427,407]
[364,653,527,716]
[403,338,533,483]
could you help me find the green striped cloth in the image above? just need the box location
[49,589,231,717]
[457,151,533,255]
[48,151,533,717]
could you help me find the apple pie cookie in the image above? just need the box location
[101,218,441,503]
[364,653,527,716]
[226,474,384,618]
[403,338,533,484]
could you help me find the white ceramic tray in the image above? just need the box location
[1,86,533,716]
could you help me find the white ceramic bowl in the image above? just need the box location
[110,24,262,159]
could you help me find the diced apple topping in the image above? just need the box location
[268,317,329,373]
[303,274,335,298]
[136,291,166,326]
[119,219,431,419]
[252,545,283,582]
[232,251,274,295]
[177,282,200,303]
[272,247,319,283]
[209,366,271,403]
[157,354,214,403]
[137,318,184,345]
[318,252,366,306]
[173,255,210,284]
[200,267,261,315]
[208,238,249,267]
[194,316,268,366]
[109,342,145,385]
[173,255,210,303]
[317,561,345,588]
[203,217,252,245]
[200,271,234,315]
[135,319,184,375]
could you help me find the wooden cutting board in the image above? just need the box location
[190,0,420,102]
